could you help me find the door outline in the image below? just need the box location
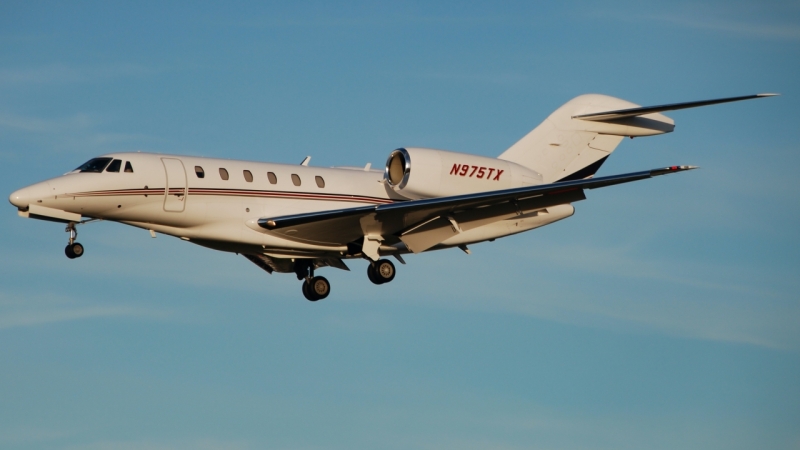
[162,158,187,212]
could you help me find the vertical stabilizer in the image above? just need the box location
[498,94,675,183]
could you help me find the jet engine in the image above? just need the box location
[384,147,543,200]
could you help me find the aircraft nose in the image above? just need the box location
[9,181,52,208]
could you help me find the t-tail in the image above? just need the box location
[498,93,777,183]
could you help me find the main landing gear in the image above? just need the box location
[295,260,330,301]
[293,258,397,301]
[64,222,84,259]
[367,259,396,285]
[302,276,331,302]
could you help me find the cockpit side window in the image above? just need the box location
[75,157,113,173]
[124,161,134,173]
[106,159,122,173]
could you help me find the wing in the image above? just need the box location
[572,93,777,121]
[255,165,697,256]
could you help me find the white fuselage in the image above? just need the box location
[9,152,573,260]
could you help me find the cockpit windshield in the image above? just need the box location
[75,157,113,173]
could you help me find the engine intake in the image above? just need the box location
[385,148,411,189]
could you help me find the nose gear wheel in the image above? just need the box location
[64,222,84,259]
[65,242,84,259]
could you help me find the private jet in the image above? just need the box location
[9,93,775,300]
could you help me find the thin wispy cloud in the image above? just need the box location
[0,111,167,156]
[411,71,528,86]
[0,426,80,446]
[516,244,798,348]
[62,439,252,450]
[0,292,171,329]
[0,63,161,86]
[0,112,93,133]
[531,241,792,298]
[215,13,520,30]
[406,241,800,350]
[589,6,800,41]
[647,13,800,40]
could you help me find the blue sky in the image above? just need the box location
[1,1,798,449]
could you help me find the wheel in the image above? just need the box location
[302,279,318,301]
[374,259,395,284]
[65,242,84,259]
[308,276,330,300]
[367,263,382,285]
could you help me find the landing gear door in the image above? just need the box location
[162,158,187,212]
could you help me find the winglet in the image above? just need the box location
[300,156,311,166]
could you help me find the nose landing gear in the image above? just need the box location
[64,222,84,259]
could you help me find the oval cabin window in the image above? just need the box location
[267,172,277,184]
[243,170,253,182]
[291,174,301,186]
[315,176,325,188]
[219,168,229,180]
[195,166,205,178]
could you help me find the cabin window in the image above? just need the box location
[315,176,325,188]
[291,174,301,186]
[195,166,205,178]
[219,168,229,180]
[106,159,122,173]
[267,172,277,184]
[75,157,112,173]
[124,161,134,173]
[243,170,253,182]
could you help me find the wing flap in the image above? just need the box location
[400,216,461,253]
[398,189,587,253]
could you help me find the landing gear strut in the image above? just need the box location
[296,260,330,301]
[367,259,395,285]
[64,222,84,259]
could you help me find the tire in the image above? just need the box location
[367,264,383,285]
[309,276,330,300]
[71,242,84,258]
[374,259,395,283]
[65,244,76,259]
[302,279,318,301]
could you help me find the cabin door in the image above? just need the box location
[162,158,187,212]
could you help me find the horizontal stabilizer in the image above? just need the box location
[572,93,778,121]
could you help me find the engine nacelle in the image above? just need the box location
[384,147,543,200]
